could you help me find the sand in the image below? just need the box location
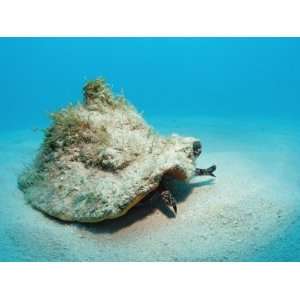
[1,115,300,261]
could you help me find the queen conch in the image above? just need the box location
[18,78,216,223]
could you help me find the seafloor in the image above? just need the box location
[1,115,300,261]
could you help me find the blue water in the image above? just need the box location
[1,38,300,130]
[1,38,300,261]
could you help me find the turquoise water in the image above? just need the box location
[1,38,300,261]
[1,38,300,130]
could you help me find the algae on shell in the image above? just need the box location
[18,78,212,223]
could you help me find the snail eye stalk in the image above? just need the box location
[193,141,202,157]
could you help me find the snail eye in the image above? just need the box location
[193,141,202,157]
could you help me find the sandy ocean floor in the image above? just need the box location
[1,115,300,261]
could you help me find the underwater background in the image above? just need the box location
[1,38,300,261]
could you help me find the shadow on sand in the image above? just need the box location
[73,178,215,234]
